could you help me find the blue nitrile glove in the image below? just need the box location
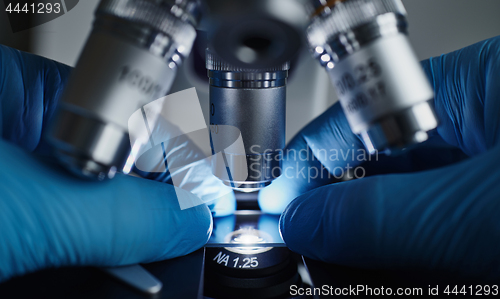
[259,37,500,279]
[0,45,233,282]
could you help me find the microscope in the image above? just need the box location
[44,0,438,297]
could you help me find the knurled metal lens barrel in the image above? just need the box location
[308,0,438,154]
[47,0,200,180]
[207,49,289,192]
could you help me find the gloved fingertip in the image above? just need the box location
[278,196,309,254]
[112,182,213,263]
[150,196,213,261]
[184,202,213,251]
[210,191,236,217]
[258,178,300,215]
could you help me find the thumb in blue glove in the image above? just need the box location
[0,45,230,282]
[260,37,500,280]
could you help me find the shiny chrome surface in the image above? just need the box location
[308,0,438,153]
[207,50,288,191]
[211,152,282,191]
[49,107,130,180]
[48,0,201,180]
[360,101,438,154]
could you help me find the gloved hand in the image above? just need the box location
[0,45,234,282]
[259,37,500,279]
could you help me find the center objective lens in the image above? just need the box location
[206,49,289,191]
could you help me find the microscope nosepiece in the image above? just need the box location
[203,0,308,70]
[308,0,438,154]
[207,50,288,191]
